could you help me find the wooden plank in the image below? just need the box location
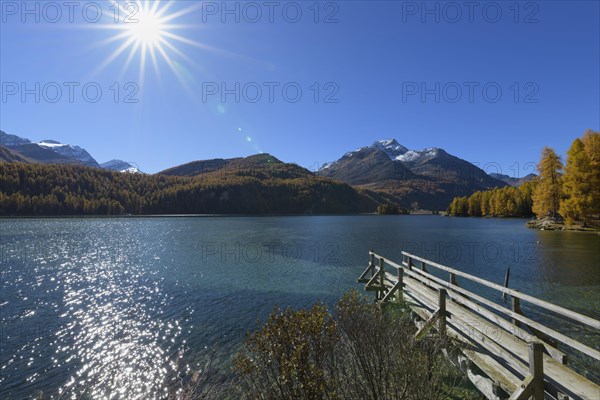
[396,251,600,329]
[381,281,402,302]
[414,309,440,340]
[390,264,570,364]
[450,272,457,286]
[357,263,372,283]
[507,375,534,400]
[389,258,596,362]
[379,257,385,291]
[529,342,544,400]
[365,268,383,288]
[399,275,521,396]
[403,275,531,379]
[438,288,447,334]
[512,295,521,328]
[365,253,600,399]
[389,272,600,399]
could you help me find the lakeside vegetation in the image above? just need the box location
[170,291,469,400]
[447,182,535,218]
[447,129,600,228]
[0,159,397,216]
[376,203,408,214]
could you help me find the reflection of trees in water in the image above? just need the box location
[535,231,600,287]
[526,232,600,382]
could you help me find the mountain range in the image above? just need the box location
[318,139,513,209]
[1,131,530,212]
[0,131,139,173]
[489,173,537,187]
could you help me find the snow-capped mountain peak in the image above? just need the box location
[395,150,421,162]
[319,138,451,172]
[37,139,99,167]
[100,159,141,173]
[1,130,146,172]
[372,138,409,159]
[38,140,66,148]
[395,147,444,163]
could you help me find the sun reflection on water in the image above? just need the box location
[0,221,188,399]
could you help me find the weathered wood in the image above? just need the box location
[365,268,383,287]
[404,273,532,379]
[391,261,570,363]
[438,288,447,335]
[507,375,534,400]
[502,266,511,303]
[529,341,544,400]
[391,258,597,362]
[396,264,568,363]
[414,309,440,340]
[357,264,372,283]
[381,281,402,303]
[400,276,522,396]
[362,252,600,400]
[514,304,560,351]
[398,271,599,399]
[399,251,600,329]
[446,349,508,400]
[379,257,384,289]
[397,266,404,302]
[512,292,521,328]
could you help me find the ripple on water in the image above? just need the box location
[1,220,186,399]
[1,217,599,397]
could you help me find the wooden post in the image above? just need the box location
[379,257,385,300]
[512,290,522,328]
[407,256,413,270]
[529,341,544,399]
[397,266,404,302]
[449,272,457,286]
[421,260,427,272]
[438,289,447,335]
[369,252,375,278]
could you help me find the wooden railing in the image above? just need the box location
[358,251,600,400]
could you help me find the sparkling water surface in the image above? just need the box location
[1,216,598,398]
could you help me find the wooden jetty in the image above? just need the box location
[358,251,600,400]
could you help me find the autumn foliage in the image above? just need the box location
[0,161,392,215]
[448,129,599,225]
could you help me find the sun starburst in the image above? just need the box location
[93,1,204,89]
[130,6,163,46]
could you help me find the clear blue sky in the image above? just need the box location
[1,0,598,175]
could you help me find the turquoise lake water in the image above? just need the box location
[1,216,598,398]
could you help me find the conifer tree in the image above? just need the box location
[581,129,600,215]
[532,147,563,219]
[468,191,482,216]
[560,138,592,225]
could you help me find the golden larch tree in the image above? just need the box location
[560,138,592,224]
[532,147,563,218]
[582,129,600,216]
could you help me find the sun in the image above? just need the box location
[93,1,206,88]
[129,7,164,47]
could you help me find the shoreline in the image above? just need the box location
[526,218,600,233]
